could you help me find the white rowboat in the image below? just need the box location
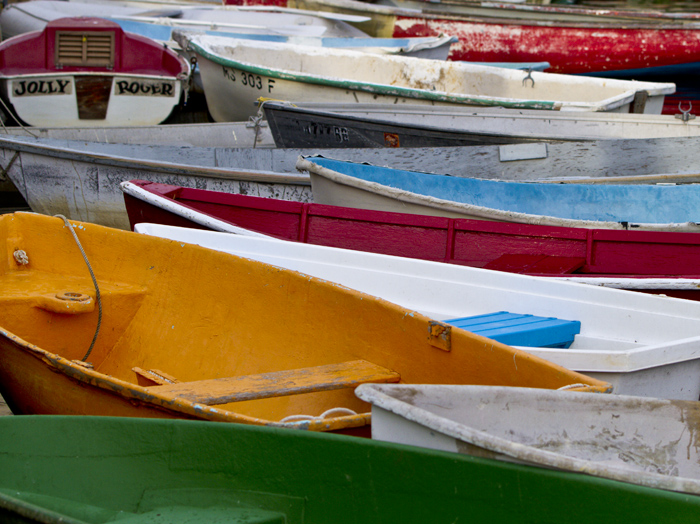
[181,33,673,122]
[356,384,700,495]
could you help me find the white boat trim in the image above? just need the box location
[120,181,273,236]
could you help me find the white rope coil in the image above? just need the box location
[280,407,358,423]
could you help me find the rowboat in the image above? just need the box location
[0,0,369,40]
[0,212,606,432]
[120,180,700,300]
[261,101,700,148]
[135,222,700,400]
[0,17,190,127]
[112,17,458,59]
[229,0,700,77]
[300,156,700,232]
[3,417,699,523]
[356,383,700,495]
[178,32,673,121]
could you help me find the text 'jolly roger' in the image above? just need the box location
[12,77,177,97]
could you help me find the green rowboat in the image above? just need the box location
[0,416,699,523]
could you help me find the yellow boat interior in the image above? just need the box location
[0,213,610,432]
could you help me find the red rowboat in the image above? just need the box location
[223,0,700,77]
[122,179,700,300]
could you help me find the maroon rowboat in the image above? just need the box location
[122,179,700,300]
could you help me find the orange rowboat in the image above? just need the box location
[0,212,609,433]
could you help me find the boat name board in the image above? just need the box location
[303,122,350,143]
[13,78,72,97]
[114,78,176,97]
[222,67,276,94]
[12,77,177,98]
[499,143,549,162]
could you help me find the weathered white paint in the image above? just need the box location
[358,384,700,495]
[0,137,312,229]
[135,224,700,400]
[184,33,673,121]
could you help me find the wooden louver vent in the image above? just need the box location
[55,31,115,68]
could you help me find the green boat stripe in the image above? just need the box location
[189,41,557,111]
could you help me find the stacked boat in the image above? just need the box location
[4,0,700,520]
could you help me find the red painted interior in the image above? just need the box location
[124,180,700,284]
[0,17,187,76]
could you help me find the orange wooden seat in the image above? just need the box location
[145,360,400,406]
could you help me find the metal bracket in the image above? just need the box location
[428,321,452,351]
[675,101,696,122]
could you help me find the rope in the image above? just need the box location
[280,407,358,423]
[557,383,589,391]
[0,95,38,138]
[55,215,102,362]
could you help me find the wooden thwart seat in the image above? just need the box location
[144,360,400,406]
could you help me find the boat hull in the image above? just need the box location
[197,52,462,122]
[0,16,190,128]
[0,137,312,229]
[2,416,700,524]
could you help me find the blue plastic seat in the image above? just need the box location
[444,311,580,348]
